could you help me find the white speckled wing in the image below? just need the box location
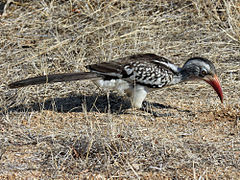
[87,53,180,89]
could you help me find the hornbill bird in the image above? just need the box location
[9,54,223,108]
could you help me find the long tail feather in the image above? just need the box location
[8,72,101,88]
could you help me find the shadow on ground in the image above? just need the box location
[4,93,192,116]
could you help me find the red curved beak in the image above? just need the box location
[204,74,223,103]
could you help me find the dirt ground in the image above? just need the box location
[0,0,239,179]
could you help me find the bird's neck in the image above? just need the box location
[178,66,198,82]
[167,67,185,85]
[164,64,198,85]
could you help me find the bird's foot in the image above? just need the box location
[123,108,149,116]
[141,101,173,117]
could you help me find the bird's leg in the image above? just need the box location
[141,101,150,111]
[129,85,148,109]
[140,101,173,117]
[140,101,155,115]
[126,85,172,117]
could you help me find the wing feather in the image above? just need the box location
[86,53,180,88]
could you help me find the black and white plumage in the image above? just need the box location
[8,53,223,108]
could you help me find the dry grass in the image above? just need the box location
[0,0,240,179]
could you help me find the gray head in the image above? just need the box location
[181,57,216,80]
[181,57,223,103]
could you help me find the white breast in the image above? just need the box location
[94,79,131,95]
[93,79,149,108]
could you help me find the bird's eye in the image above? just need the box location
[201,70,207,76]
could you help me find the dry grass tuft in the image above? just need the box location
[0,0,239,179]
